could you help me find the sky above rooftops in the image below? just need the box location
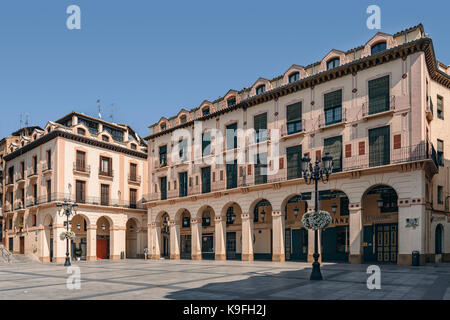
[0,0,448,139]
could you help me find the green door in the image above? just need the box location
[375,223,398,263]
[369,126,390,167]
[363,225,376,262]
[291,228,307,261]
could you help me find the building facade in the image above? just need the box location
[144,24,450,265]
[3,112,148,262]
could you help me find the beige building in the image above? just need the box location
[144,24,450,265]
[3,112,148,262]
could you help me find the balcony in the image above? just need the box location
[98,170,114,179]
[4,204,12,213]
[362,95,396,119]
[17,175,25,186]
[29,193,144,209]
[14,202,26,213]
[318,108,347,130]
[425,102,434,121]
[73,162,91,176]
[142,140,438,204]
[42,162,53,175]
[280,120,306,140]
[28,170,38,180]
[128,174,141,184]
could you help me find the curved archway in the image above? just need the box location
[282,194,308,261]
[319,189,350,262]
[70,214,90,261]
[222,202,242,260]
[197,206,215,260]
[96,216,112,260]
[435,224,444,255]
[251,199,272,260]
[126,218,140,258]
[361,184,399,263]
[158,212,171,258]
[176,209,192,259]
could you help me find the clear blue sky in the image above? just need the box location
[0,0,448,139]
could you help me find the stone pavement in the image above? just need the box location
[0,259,449,300]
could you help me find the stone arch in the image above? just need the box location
[96,216,112,260]
[281,193,308,222]
[126,217,140,259]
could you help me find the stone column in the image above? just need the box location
[169,220,180,260]
[191,218,202,260]
[39,225,50,262]
[52,225,66,264]
[272,210,285,262]
[150,223,161,259]
[241,213,254,261]
[86,224,97,261]
[214,216,226,260]
[110,226,126,260]
[398,199,427,265]
[349,203,363,264]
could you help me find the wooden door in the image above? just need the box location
[97,238,109,260]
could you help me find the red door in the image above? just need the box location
[96,239,109,260]
[19,237,25,254]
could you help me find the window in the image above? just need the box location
[380,190,398,213]
[46,180,51,203]
[7,166,14,185]
[79,118,98,134]
[76,180,86,203]
[327,57,340,70]
[289,72,299,83]
[180,115,187,124]
[76,151,86,171]
[201,166,211,194]
[226,123,237,150]
[46,150,52,170]
[160,177,167,200]
[178,139,188,162]
[254,113,267,143]
[369,126,390,167]
[227,97,236,107]
[33,184,37,205]
[77,128,86,135]
[202,107,210,116]
[182,214,190,228]
[256,85,265,95]
[130,163,137,181]
[202,212,211,227]
[437,186,443,204]
[32,156,37,174]
[102,135,110,142]
[202,132,211,157]
[371,42,386,55]
[104,126,124,142]
[437,140,444,166]
[287,145,302,180]
[130,143,137,150]
[101,184,110,206]
[368,75,390,115]
[437,95,444,119]
[254,153,267,185]
[226,160,237,189]
[32,214,36,227]
[160,123,166,131]
[159,145,167,167]
[100,156,112,176]
[20,162,24,179]
[324,90,342,125]
[179,172,188,197]
[340,197,349,216]
[286,102,302,134]
[323,136,343,173]
[129,189,137,209]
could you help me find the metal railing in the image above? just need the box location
[99,170,114,178]
[73,162,91,174]
[362,95,396,117]
[0,245,11,263]
[318,107,347,128]
[281,119,306,137]
[143,140,438,203]
[128,174,141,183]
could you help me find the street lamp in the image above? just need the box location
[377,197,384,209]
[260,209,266,222]
[301,152,333,281]
[56,201,78,267]
[294,207,299,218]
[331,203,338,214]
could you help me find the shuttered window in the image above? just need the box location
[101,184,110,206]
[76,151,86,170]
[226,161,237,189]
[287,145,302,180]
[159,145,167,166]
[129,189,137,208]
[254,153,267,185]
[179,172,188,197]
[324,90,342,125]
[437,139,444,166]
[286,102,302,134]
[179,139,188,162]
[226,123,237,150]
[160,177,167,200]
[201,166,211,193]
[323,136,342,173]
[369,126,390,167]
[368,76,390,115]
[76,180,86,204]
[254,113,267,143]
[202,132,211,157]
[437,95,444,119]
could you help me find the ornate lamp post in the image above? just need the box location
[56,201,78,267]
[301,152,333,280]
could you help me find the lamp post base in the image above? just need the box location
[64,257,71,267]
[310,261,323,280]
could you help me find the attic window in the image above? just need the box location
[130,143,137,150]
[33,134,37,141]
[180,115,187,124]
[371,42,387,55]
[77,128,86,135]
[202,107,210,116]
[256,85,266,95]
[160,123,166,131]
[227,97,236,107]
[289,72,300,83]
[327,57,340,70]
[102,135,110,142]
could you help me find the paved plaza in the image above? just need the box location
[0,259,449,300]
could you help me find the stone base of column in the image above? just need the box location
[215,254,226,261]
[272,254,285,262]
[151,254,160,260]
[170,254,180,260]
[349,254,362,264]
[110,255,121,260]
[241,254,254,261]
[40,256,50,263]
[192,254,202,260]
[87,256,97,262]
[398,254,425,266]
[54,257,66,264]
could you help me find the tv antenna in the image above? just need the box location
[110,103,115,122]
[97,99,102,119]
[25,113,30,127]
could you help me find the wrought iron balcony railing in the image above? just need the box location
[362,95,396,117]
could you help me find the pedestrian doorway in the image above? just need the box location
[180,234,191,259]
[226,232,237,260]
[19,236,25,254]
[375,223,398,263]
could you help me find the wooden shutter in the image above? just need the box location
[393,134,401,149]
[254,153,267,185]
[279,157,284,170]
[368,76,390,114]
[254,113,267,142]
[226,123,237,150]
[369,126,390,167]
[324,90,342,110]
[323,136,343,172]
[315,150,321,162]
[286,103,302,122]
[201,167,211,194]
[359,141,365,155]
[345,144,352,158]
[287,145,302,180]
